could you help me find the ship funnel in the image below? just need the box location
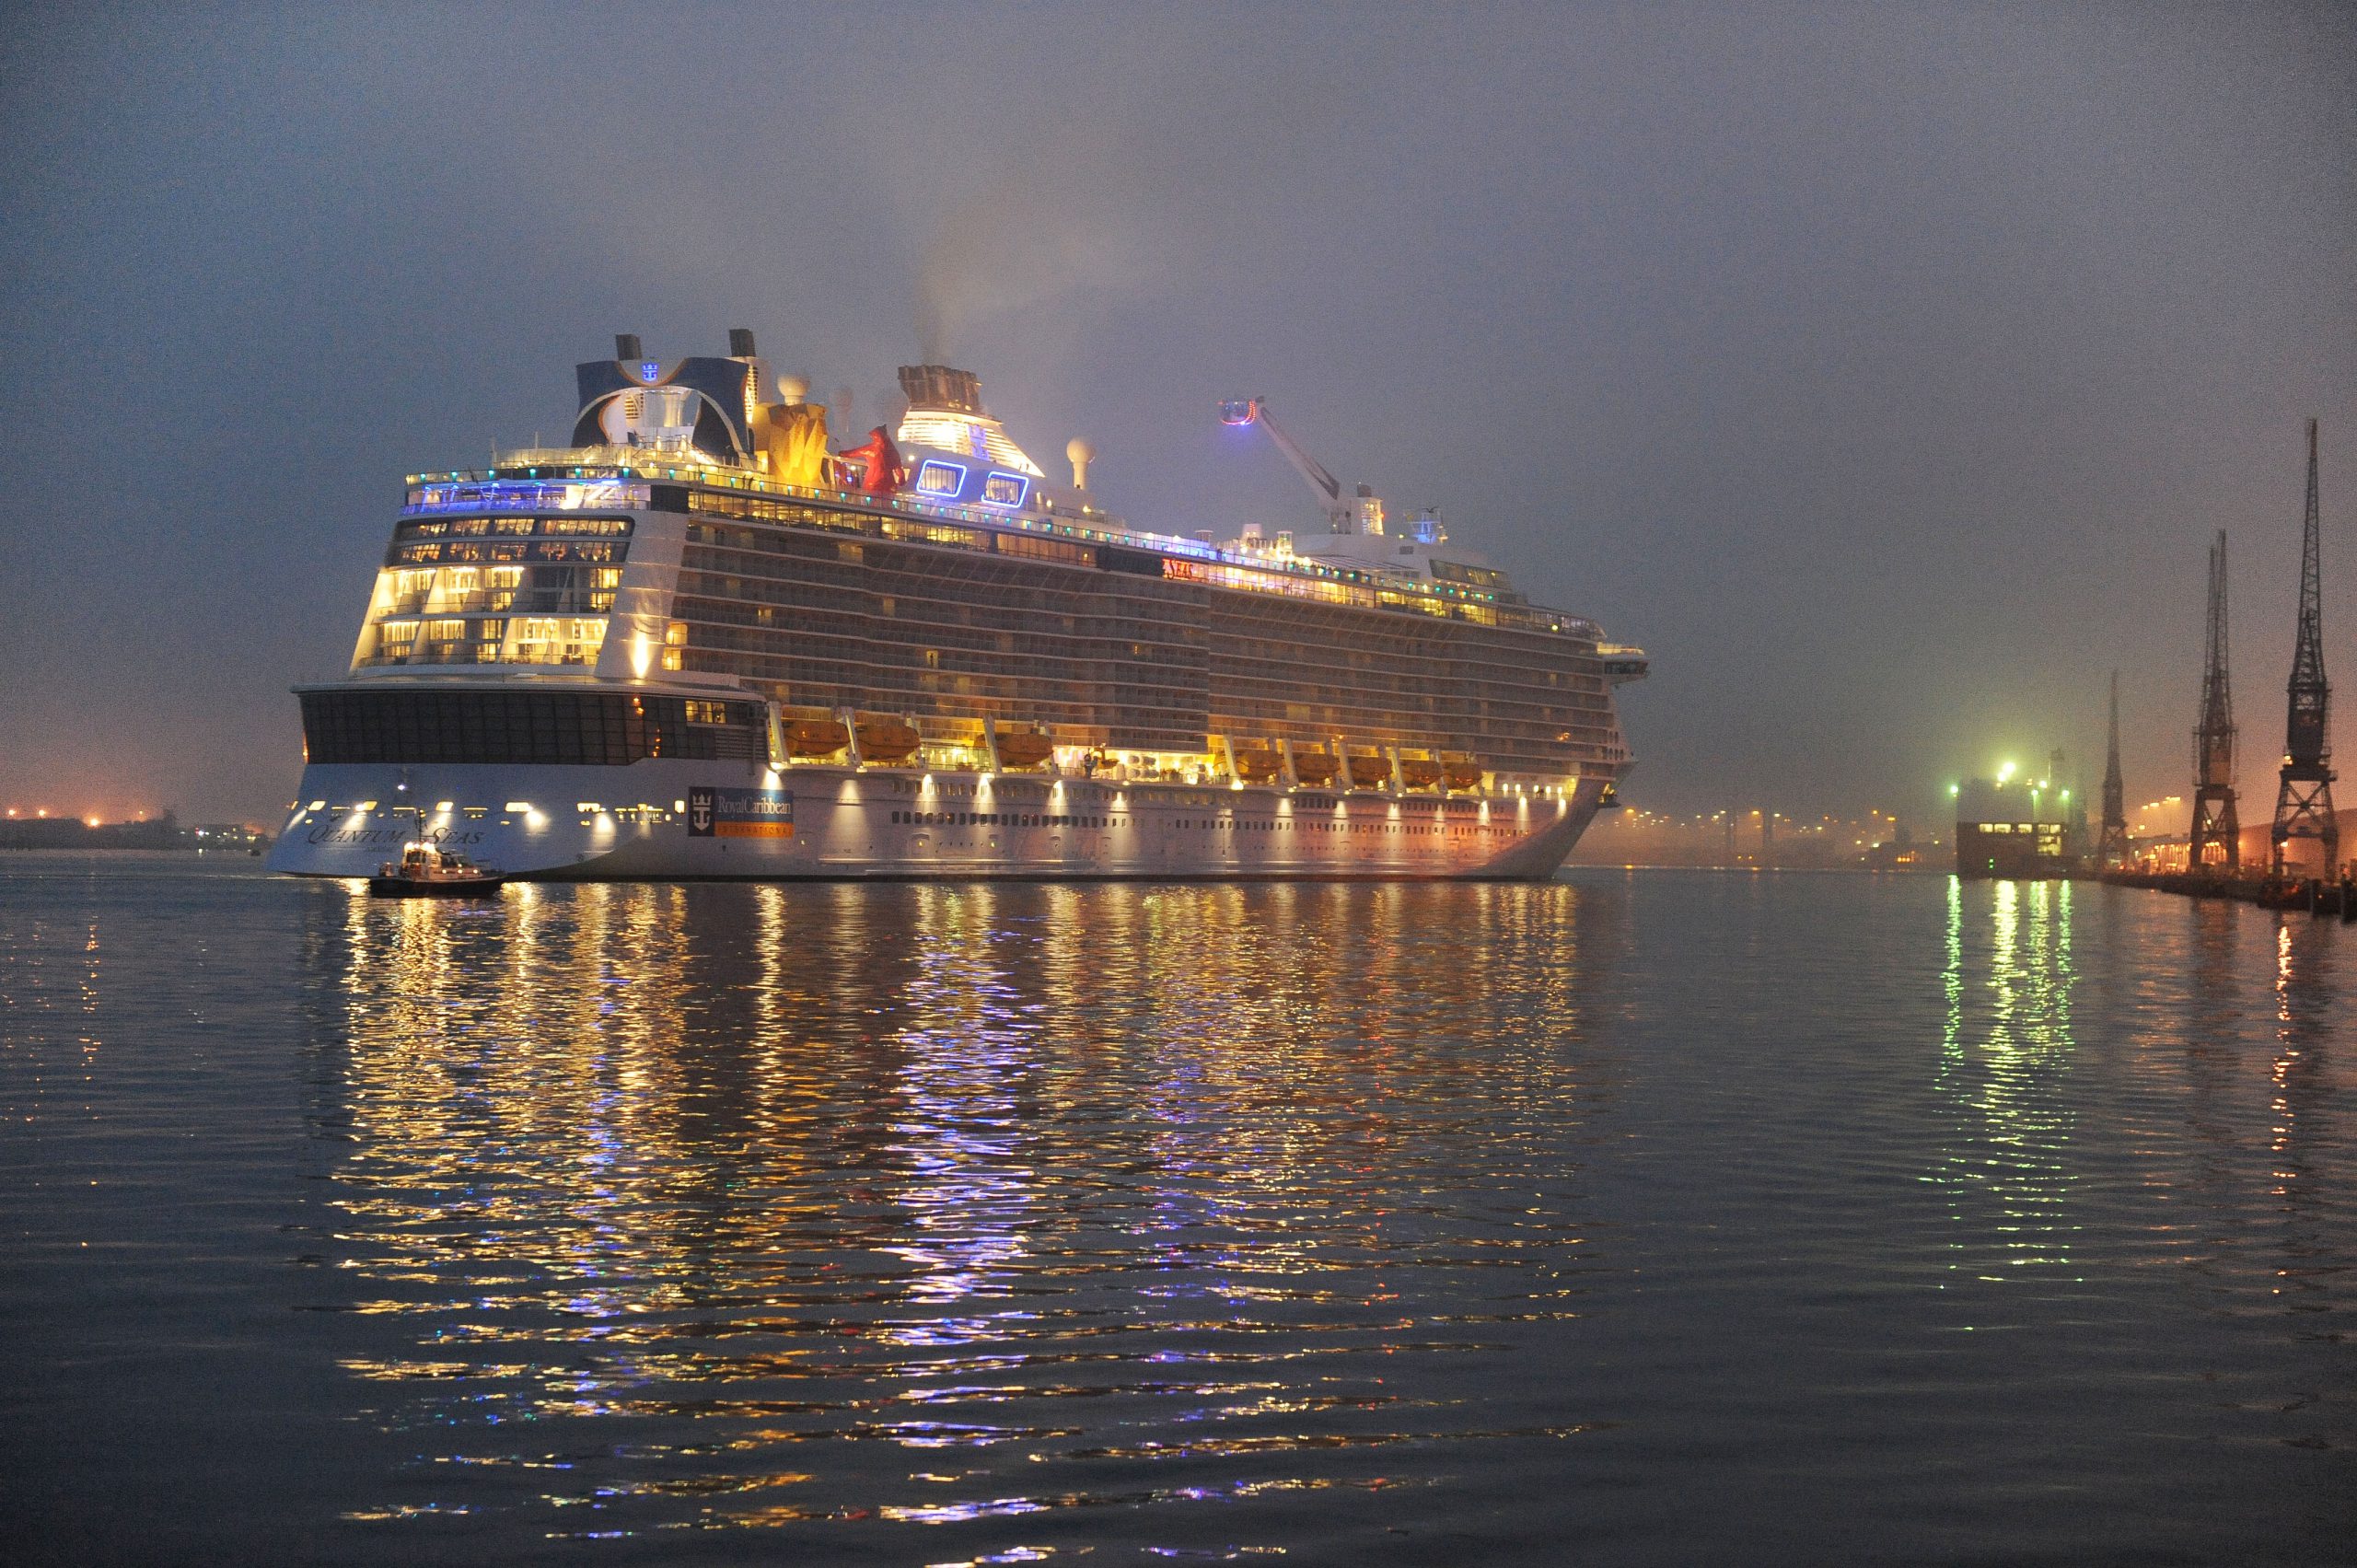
[1066,437,1095,492]
[727,327,757,357]
[614,333,642,360]
[891,364,1046,478]
[899,364,983,415]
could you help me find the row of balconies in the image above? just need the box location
[378,590,616,616]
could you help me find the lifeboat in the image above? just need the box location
[784,718,850,758]
[995,730,1055,769]
[1445,761,1484,791]
[1347,754,1393,788]
[1233,749,1283,783]
[855,718,923,764]
[1291,751,1340,785]
[1399,758,1445,790]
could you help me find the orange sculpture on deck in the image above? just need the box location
[758,401,833,489]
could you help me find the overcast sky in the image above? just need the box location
[3,3,2351,824]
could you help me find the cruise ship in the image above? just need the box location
[268,331,1645,881]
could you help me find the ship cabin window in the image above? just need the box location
[494,616,605,666]
[299,690,764,766]
[394,515,634,543]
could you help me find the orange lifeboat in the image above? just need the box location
[1445,761,1484,791]
[1347,754,1393,789]
[854,718,923,764]
[995,731,1055,769]
[1233,749,1283,783]
[1291,751,1341,785]
[1399,758,1445,790]
[784,718,850,758]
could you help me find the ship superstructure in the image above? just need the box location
[269,331,1645,880]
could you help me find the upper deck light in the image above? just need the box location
[914,459,968,498]
[406,478,648,514]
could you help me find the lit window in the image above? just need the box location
[914,459,967,496]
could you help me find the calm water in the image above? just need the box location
[2,856,2351,1565]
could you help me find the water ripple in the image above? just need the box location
[4,860,2351,1562]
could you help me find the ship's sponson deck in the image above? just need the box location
[293,677,1614,801]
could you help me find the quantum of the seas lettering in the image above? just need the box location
[305,825,487,847]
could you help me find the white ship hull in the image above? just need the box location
[266,761,1608,882]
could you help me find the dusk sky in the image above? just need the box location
[3,3,2351,826]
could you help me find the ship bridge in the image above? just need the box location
[1598,645,1649,684]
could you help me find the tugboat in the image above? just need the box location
[367,842,507,898]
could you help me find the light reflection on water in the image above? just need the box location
[5,860,2353,1564]
[1935,877,2079,1274]
[307,881,1625,1545]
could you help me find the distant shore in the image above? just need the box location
[1,814,269,854]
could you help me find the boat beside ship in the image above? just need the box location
[268,331,1644,881]
[367,842,506,898]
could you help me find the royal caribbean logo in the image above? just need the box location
[686,785,793,840]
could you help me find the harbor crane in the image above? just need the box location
[2270,417,2338,880]
[1219,397,1364,535]
[2189,530,2240,869]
